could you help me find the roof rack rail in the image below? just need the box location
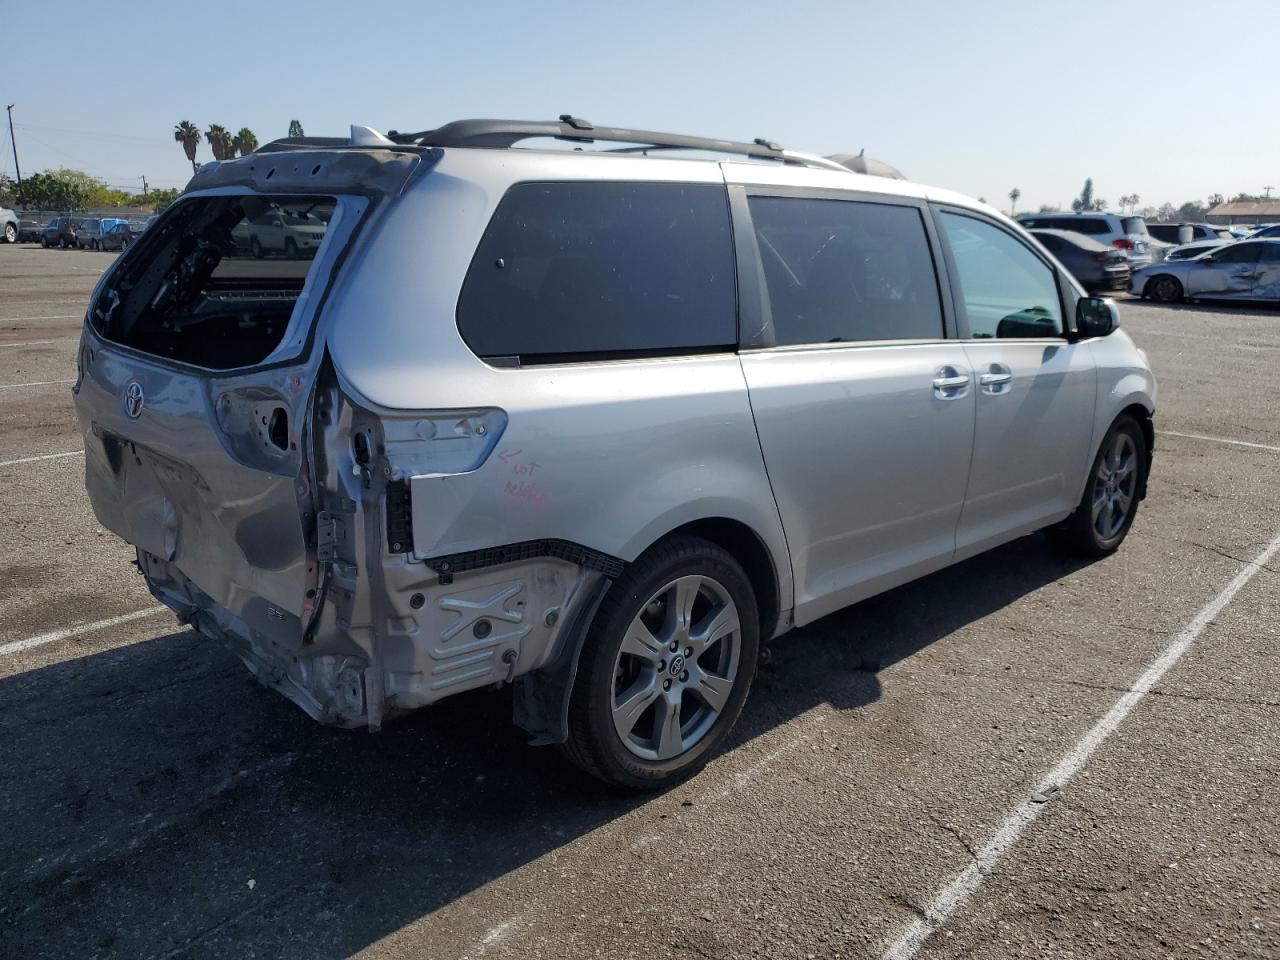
[385,116,845,171]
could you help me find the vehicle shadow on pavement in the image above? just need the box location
[0,533,1092,959]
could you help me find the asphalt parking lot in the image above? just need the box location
[1,245,1277,960]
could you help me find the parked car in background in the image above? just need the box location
[142,215,158,231]
[98,222,135,252]
[1018,212,1158,267]
[75,118,1157,790]
[1146,222,1234,245]
[1028,228,1130,293]
[1246,224,1280,240]
[17,217,43,242]
[1165,239,1227,261]
[1132,238,1280,302]
[0,205,18,243]
[1229,226,1256,239]
[230,205,329,258]
[65,217,133,250]
[41,216,78,248]
[75,218,108,250]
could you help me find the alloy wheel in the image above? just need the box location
[1092,431,1137,540]
[610,574,741,761]
[1152,276,1180,302]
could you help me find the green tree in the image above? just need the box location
[233,127,259,157]
[1008,187,1021,214]
[16,169,92,211]
[1178,200,1207,221]
[288,119,305,138]
[1071,178,1094,213]
[205,124,234,161]
[0,172,15,205]
[1207,193,1224,208]
[174,120,202,174]
[148,187,181,212]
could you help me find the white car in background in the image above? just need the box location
[1018,212,1163,267]
[1133,238,1280,302]
[231,204,328,258]
[1,205,18,244]
[1164,239,1228,262]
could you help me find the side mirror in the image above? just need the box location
[1076,297,1119,339]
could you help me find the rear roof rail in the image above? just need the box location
[384,115,844,171]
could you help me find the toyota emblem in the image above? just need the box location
[123,381,145,419]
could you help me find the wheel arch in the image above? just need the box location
[512,514,789,748]
[648,516,783,643]
[1143,272,1183,300]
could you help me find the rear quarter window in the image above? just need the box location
[456,181,736,363]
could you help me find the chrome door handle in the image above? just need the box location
[978,362,1014,395]
[932,366,970,400]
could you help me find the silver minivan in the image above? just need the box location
[74,118,1157,789]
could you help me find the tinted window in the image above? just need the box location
[1121,217,1149,235]
[1031,232,1060,252]
[457,182,735,362]
[1260,243,1280,263]
[941,212,1064,339]
[747,197,943,345]
[1146,224,1178,242]
[1213,242,1262,264]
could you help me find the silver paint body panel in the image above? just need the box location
[75,142,1156,731]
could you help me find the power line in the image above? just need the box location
[13,121,160,145]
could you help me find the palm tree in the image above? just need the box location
[1008,187,1021,214]
[174,121,202,174]
[205,124,234,161]
[233,127,259,157]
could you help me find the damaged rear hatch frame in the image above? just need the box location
[73,146,433,725]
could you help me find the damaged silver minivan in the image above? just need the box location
[74,118,1156,789]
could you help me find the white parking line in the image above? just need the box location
[1159,430,1280,453]
[0,607,170,658]
[0,450,82,468]
[0,379,75,390]
[0,314,81,322]
[0,338,78,349]
[880,526,1280,960]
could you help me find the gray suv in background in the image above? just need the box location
[1018,212,1159,268]
[73,118,1157,789]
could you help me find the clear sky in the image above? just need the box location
[3,0,1275,211]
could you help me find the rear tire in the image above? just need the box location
[1048,415,1148,558]
[562,536,759,791]
[1147,275,1183,303]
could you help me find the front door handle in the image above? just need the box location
[932,366,970,399]
[979,363,1014,395]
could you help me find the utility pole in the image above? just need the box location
[1265,186,1275,199]
[141,175,149,201]
[5,104,20,186]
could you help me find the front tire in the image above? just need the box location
[563,536,759,791]
[1049,416,1148,557]
[1147,275,1183,303]
[250,236,263,259]
[3,223,15,244]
